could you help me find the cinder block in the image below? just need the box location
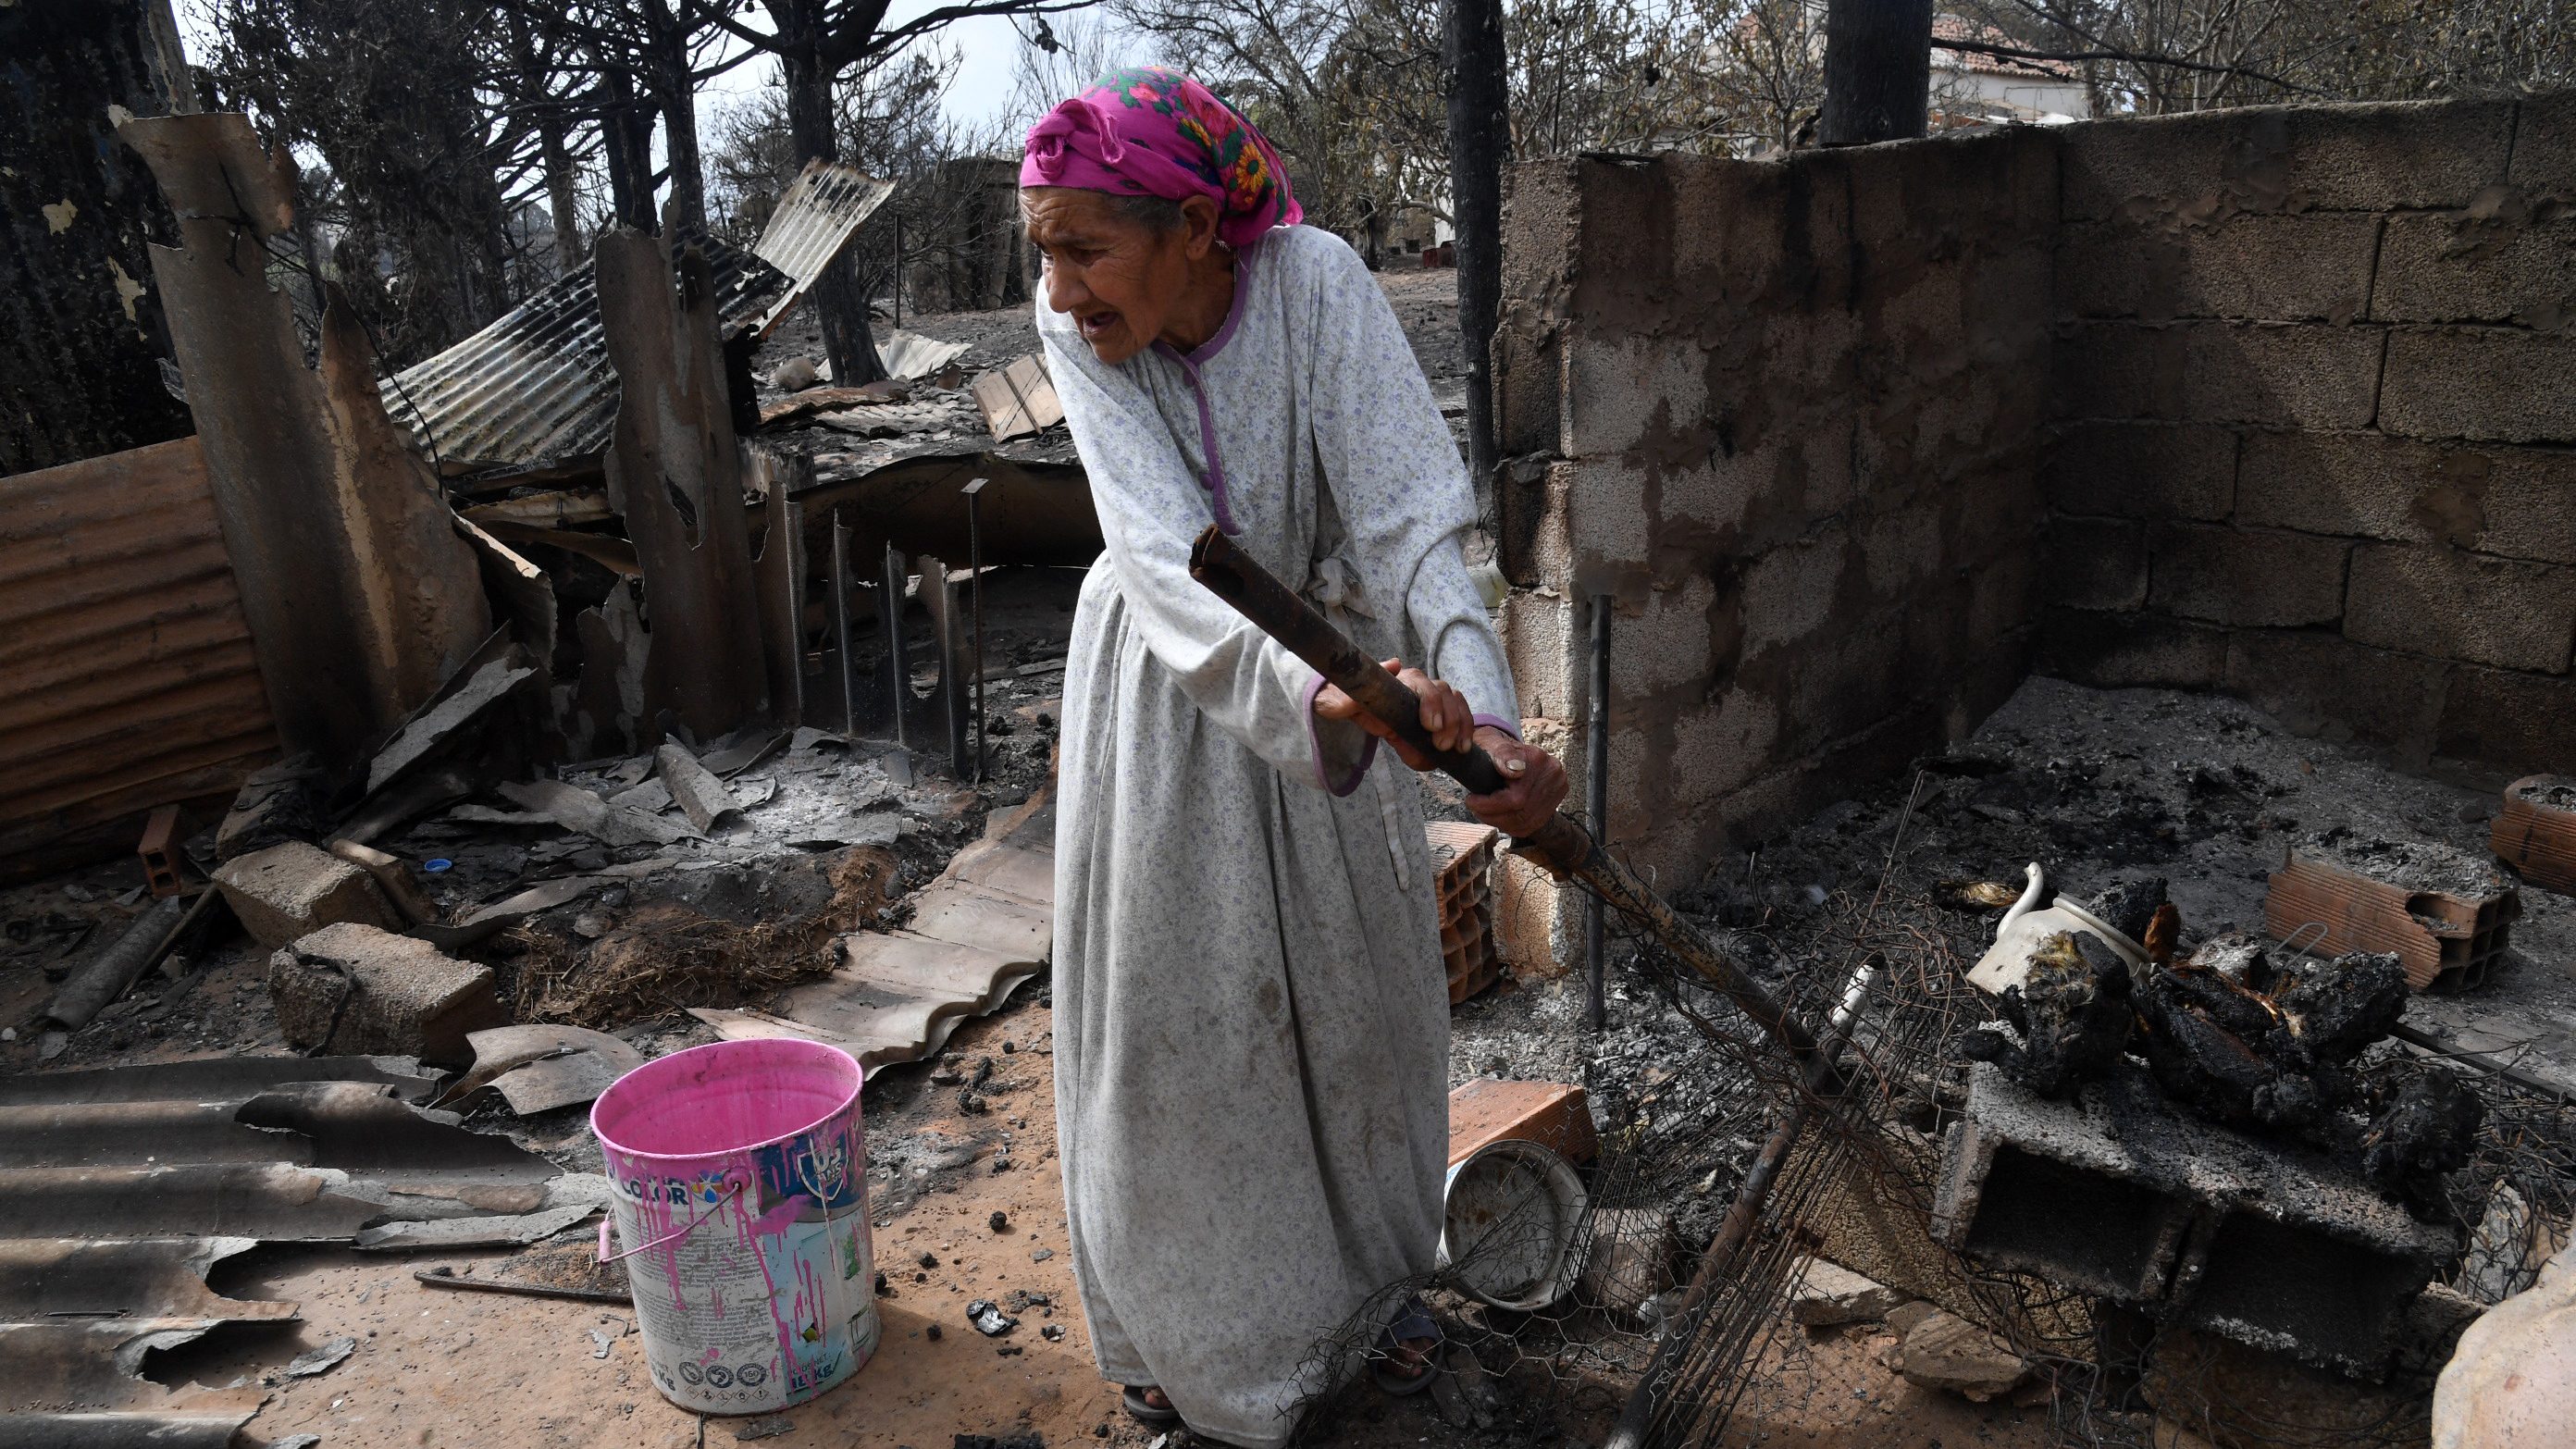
[2059,216,2379,323]
[1609,576,1719,700]
[2044,516,2149,611]
[2265,846,2518,992]
[2438,665,2576,773]
[1739,523,1852,656]
[2371,215,2576,325]
[2059,99,2512,222]
[1932,1062,2456,1374]
[2508,92,2576,198]
[2149,523,2348,627]
[2043,421,2236,521]
[1447,1078,1598,1167]
[2053,322,2184,421]
[2181,323,2384,430]
[1858,501,1944,600]
[268,923,508,1065]
[1784,610,1911,757]
[2382,328,2576,443]
[2038,608,2228,688]
[214,840,402,949]
[2222,630,2447,763]
[2345,543,2576,673]
[2237,433,2576,564]
[1562,334,1709,465]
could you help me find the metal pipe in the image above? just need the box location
[964,477,988,783]
[42,895,197,1030]
[830,509,855,734]
[1588,593,1611,1034]
[1602,956,1885,1449]
[880,542,910,750]
[1188,525,1837,1081]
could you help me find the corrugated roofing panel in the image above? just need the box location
[379,229,788,470]
[380,165,891,471]
[0,436,278,876]
[751,160,896,337]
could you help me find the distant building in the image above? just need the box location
[1929,14,2090,128]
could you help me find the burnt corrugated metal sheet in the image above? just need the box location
[750,160,896,338]
[381,164,891,471]
[380,228,788,470]
[0,1056,601,1449]
[0,435,279,877]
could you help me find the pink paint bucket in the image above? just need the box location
[591,1038,878,1415]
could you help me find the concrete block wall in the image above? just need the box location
[2040,94,2576,774]
[1490,93,2576,968]
[1492,130,2057,947]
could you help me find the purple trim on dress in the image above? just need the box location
[1471,712,1522,741]
[1184,236,1257,366]
[1302,673,1377,797]
[1152,240,1260,536]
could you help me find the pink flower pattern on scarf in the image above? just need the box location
[1021,67,1301,250]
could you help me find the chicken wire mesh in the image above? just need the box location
[1282,776,2576,1449]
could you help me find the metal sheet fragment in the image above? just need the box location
[119,112,491,777]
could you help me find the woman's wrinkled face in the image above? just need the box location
[1021,188,1195,365]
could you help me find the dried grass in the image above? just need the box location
[510,846,901,1029]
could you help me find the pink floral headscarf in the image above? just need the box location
[1020,67,1301,250]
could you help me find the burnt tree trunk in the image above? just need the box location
[650,0,707,231]
[0,0,194,475]
[601,70,660,233]
[769,0,886,386]
[1820,0,1932,145]
[539,115,586,273]
[1443,0,1507,514]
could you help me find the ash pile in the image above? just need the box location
[1413,679,2576,1449]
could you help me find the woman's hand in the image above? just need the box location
[1313,658,1474,767]
[1465,727,1567,839]
[1311,662,1568,837]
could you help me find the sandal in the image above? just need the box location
[1369,1300,1441,1397]
[1121,1384,1182,1424]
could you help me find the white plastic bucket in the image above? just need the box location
[1438,1138,1588,1311]
[590,1038,879,1415]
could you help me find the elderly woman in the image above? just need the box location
[1022,68,1568,1445]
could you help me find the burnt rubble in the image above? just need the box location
[1968,917,2482,1223]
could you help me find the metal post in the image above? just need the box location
[892,214,904,329]
[963,477,989,783]
[1587,593,1612,1033]
[880,542,910,750]
[830,509,854,734]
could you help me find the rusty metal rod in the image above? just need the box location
[1186,525,1834,1078]
[1602,954,1882,1449]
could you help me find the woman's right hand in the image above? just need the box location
[1311,658,1474,771]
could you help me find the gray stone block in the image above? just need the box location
[2059,99,2512,223]
[2053,322,2183,421]
[214,840,401,949]
[2059,215,2380,323]
[2438,665,2576,773]
[2044,421,2237,521]
[2038,608,2229,689]
[2382,328,2576,443]
[2180,323,2385,430]
[1932,1062,2456,1374]
[2371,215,2576,326]
[2045,515,2149,611]
[2237,432,2576,564]
[2222,630,2448,766]
[2346,543,2576,673]
[2149,523,2349,627]
[2508,91,2576,198]
[267,923,507,1065]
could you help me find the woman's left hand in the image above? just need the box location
[1464,727,1568,839]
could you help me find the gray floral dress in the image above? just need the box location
[1043,224,1519,1445]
